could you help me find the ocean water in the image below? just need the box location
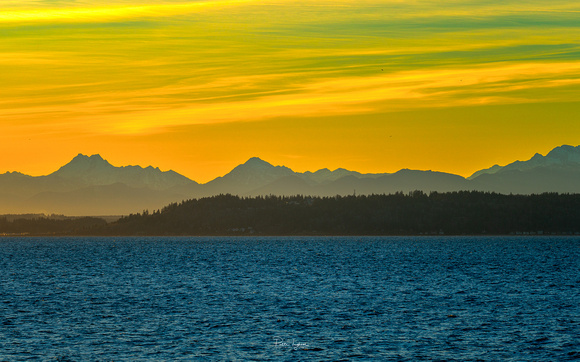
[0,237,578,361]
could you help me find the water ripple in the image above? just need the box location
[0,236,578,361]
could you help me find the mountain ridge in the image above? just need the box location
[2,144,580,215]
[50,153,196,190]
[469,144,580,179]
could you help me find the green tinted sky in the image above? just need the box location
[1,0,579,181]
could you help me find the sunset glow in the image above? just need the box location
[2,0,580,182]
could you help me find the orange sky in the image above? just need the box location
[2,0,580,182]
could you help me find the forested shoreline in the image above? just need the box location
[0,216,107,236]
[2,191,580,236]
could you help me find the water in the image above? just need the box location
[0,237,578,361]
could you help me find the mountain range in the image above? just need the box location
[2,145,580,216]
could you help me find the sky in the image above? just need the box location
[1,0,580,182]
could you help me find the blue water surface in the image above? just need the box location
[0,236,578,361]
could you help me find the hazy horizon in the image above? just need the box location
[1,144,575,183]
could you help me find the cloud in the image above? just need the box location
[6,59,578,136]
[0,0,254,24]
[2,0,579,136]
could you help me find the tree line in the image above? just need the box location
[0,216,106,235]
[3,191,578,236]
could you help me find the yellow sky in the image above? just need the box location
[1,0,580,182]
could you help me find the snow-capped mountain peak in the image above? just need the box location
[49,154,194,190]
[469,145,580,179]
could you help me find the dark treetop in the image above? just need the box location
[3,191,580,236]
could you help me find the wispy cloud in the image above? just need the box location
[0,0,255,23]
[2,0,580,136]
[5,59,579,135]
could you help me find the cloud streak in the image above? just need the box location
[0,0,255,23]
[5,59,579,135]
[2,1,580,134]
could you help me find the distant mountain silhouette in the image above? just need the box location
[52,154,194,190]
[470,145,580,178]
[318,169,471,196]
[245,169,470,197]
[300,168,383,184]
[0,154,197,215]
[247,175,314,196]
[2,145,580,215]
[469,145,580,193]
[202,157,295,195]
